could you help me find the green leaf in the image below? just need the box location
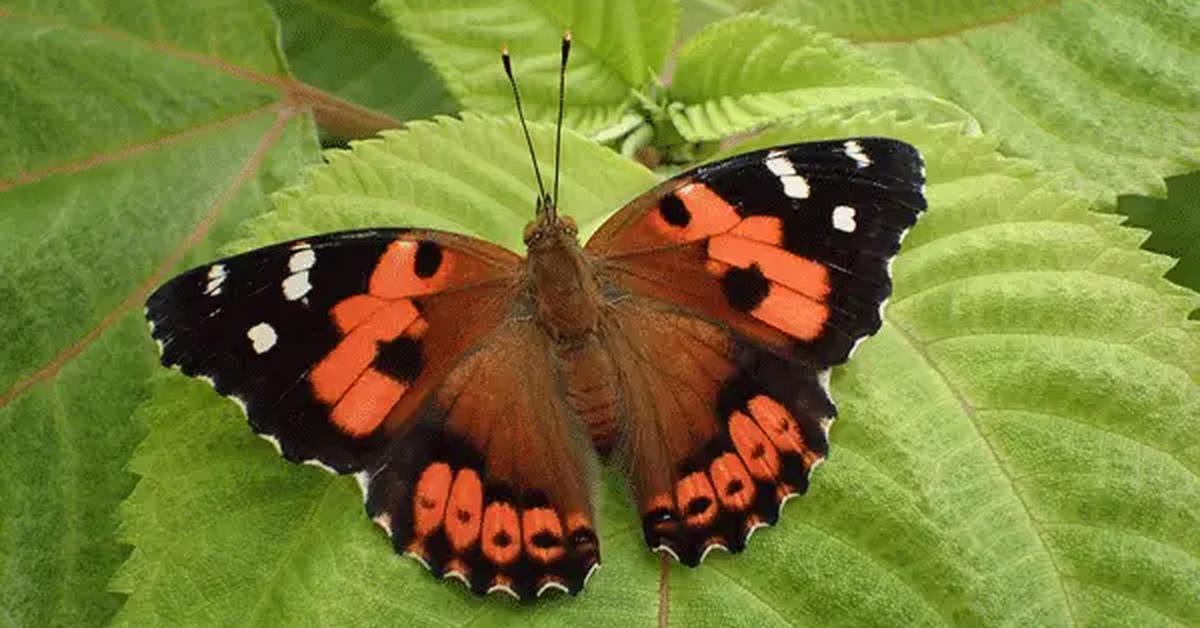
[0,2,321,626]
[115,111,1199,626]
[376,0,679,134]
[709,0,1200,206]
[667,15,970,142]
[113,115,662,626]
[1118,171,1200,303]
[266,0,457,125]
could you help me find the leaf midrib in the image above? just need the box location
[887,319,1080,626]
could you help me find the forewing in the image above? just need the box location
[146,229,521,473]
[588,138,926,367]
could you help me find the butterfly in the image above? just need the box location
[145,34,925,600]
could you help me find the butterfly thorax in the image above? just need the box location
[525,209,623,451]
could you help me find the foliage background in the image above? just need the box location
[0,1,1196,626]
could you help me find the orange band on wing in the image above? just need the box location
[648,183,741,242]
[413,463,452,538]
[311,300,419,404]
[729,411,781,481]
[728,216,784,246]
[751,284,829,341]
[481,502,521,566]
[708,234,830,300]
[708,453,756,511]
[330,294,388,334]
[369,240,454,298]
[330,368,407,436]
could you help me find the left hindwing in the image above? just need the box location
[588,137,926,368]
[146,229,521,473]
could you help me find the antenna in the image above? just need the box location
[501,45,549,210]
[552,31,571,214]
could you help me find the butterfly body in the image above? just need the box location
[147,137,926,600]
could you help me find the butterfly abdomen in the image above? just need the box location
[556,336,622,453]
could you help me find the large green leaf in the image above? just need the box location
[376,0,679,135]
[1118,171,1200,301]
[266,0,457,126]
[0,2,321,626]
[667,15,968,142]
[686,0,1200,206]
[114,112,1199,626]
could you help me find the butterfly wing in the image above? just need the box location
[601,299,831,564]
[588,138,925,367]
[146,229,521,473]
[587,138,925,561]
[147,229,600,598]
[363,319,601,598]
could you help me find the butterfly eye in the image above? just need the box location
[523,222,540,244]
[560,216,578,236]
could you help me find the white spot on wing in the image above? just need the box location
[247,322,277,354]
[537,581,569,596]
[583,562,600,585]
[404,551,431,570]
[832,205,857,233]
[781,175,810,199]
[487,583,519,599]
[652,544,680,561]
[288,248,316,272]
[205,264,226,296]
[699,543,728,563]
[744,521,769,543]
[765,153,795,176]
[302,458,337,475]
[816,369,831,398]
[373,512,393,535]
[844,140,871,168]
[354,472,370,499]
[257,433,283,455]
[282,272,311,301]
[229,396,249,416]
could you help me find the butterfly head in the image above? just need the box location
[524,204,578,250]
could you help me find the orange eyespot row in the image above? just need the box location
[311,299,419,404]
[729,411,781,481]
[330,368,407,436]
[707,235,830,301]
[522,508,566,563]
[444,469,483,551]
[369,240,454,298]
[481,502,521,566]
[728,216,784,246]
[748,395,805,454]
[709,453,756,511]
[751,284,829,341]
[675,472,718,528]
[413,463,453,538]
[330,294,388,334]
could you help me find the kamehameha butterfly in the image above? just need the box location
[146,33,926,599]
